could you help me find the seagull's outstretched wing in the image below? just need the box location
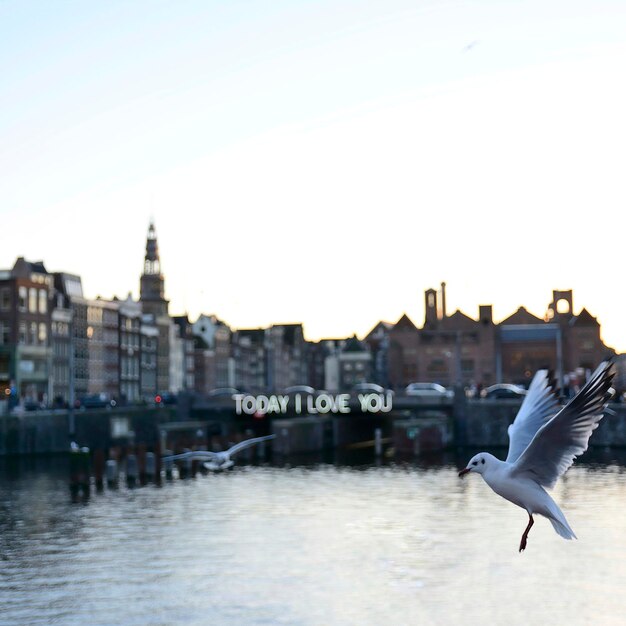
[162,450,219,462]
[511,361,614,489]
[226,434,276,457]
[505,369,561,463]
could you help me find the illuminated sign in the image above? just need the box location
[233,392,393,416]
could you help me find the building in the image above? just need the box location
[140,313,159,400]
[388,284,615,391]
[139,222,170,393]
[214,321,233,389]
[306,340,331,391]
[168,320,184,393]
[172,315,195,391]
[118,295,142,402]
[87,298,120,399]
[337,335,372,389]
[191,313,234,393]
[0,258,53,406]
[363,321,393,387]
[266,323,308,391]
[232,328,266,393]
[388,314,421,388]
[50,289,72,406]
[319,336,372,392]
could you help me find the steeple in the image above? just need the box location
[139,221,168,316]
[144,221,161,276]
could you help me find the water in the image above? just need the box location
[2,450,626,626]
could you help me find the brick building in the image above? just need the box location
[388,285,614,390]
[0,258,53,405]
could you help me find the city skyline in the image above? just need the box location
[2,2,626,350]
[0,244,619,354]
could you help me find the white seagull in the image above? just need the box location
[163,434,276,471]
[459,361,614,552]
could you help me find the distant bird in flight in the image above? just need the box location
[163,434,276,471]
[459,361,614,552]
[462,40,479,52]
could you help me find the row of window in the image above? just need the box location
[18,322,48,346]
[120,333,141,349]
[121,355,140,378]
[51,321,70,336]
[9,287,49,314]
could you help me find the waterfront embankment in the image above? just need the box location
[2,397,626,457]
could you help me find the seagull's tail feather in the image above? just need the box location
[547,511,577,541]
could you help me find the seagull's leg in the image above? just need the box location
[519,514,534,552]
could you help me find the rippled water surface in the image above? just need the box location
[2,451,626,626]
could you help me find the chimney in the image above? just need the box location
[440,281,447,320]
[479,305,493,325]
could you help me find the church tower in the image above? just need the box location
[140,222,169,317]
[139,222,170,392]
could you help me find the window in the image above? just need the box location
[38,323,47,345]
[19,322,27,344]
[18,287,27,312]
[0,321,8,345]
[39,289,47,314]
[0,288,10,311]
[29,288,37,313]
[461,359,475,376]
[30,322,38,345]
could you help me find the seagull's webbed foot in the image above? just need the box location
[519,514,534,553]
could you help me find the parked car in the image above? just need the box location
[207,387,240,398]
[283,385,316,395]
[405,382,454,399]
[23,399,44,411]
[481,384,527,399]
[155,392,178,405]
[78,394,117,409]
[353,382,388,394]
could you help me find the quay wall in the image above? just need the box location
[2,400,626,457]
[0,408,177,456]
[462,399,626,448]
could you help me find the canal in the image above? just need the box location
[1,449,626,625]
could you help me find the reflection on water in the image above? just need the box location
[2,449,626,626]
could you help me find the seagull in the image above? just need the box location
[162,434,276,471]
[459,361,614,552]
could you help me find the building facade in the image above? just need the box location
[388,285,615,390]
[232,328,266,393]
[266,323,308,391]
[139,222,170,393]
[0,258,53,406]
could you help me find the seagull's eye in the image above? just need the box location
[472,461,478,466]
[481,458,485,464]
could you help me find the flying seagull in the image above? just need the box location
[163,434,276,471]
[459,361,614,552]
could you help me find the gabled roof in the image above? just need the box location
[571,308,599,327]
[391,313,418,333]
[438,309,477,331]
[364,320,393,340]
[499,306,544,326]
[12,257,48,277]
[343,334,368,353]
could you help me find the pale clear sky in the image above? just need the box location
[2,1,626,350]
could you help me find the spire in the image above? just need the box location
[144,221,161,276]
[140,221,167,309]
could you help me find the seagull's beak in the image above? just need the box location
[458,468,471,478]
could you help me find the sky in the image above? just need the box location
[2,0,626,350]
